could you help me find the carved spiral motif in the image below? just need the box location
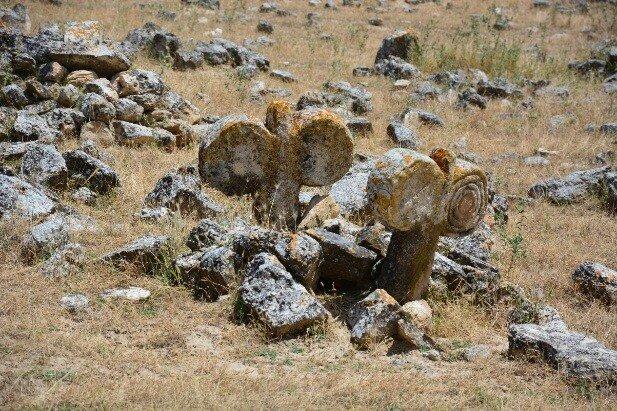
[443,174,487,236]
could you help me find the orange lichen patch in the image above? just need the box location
[430,148,454,174]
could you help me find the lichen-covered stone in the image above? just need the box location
[0,174,56,220]
[347,289,401,348]
[239,253,329,336]
[20,143,67,190]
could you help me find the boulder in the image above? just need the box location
[508,319,617,383]
[347,289,401,348]
[185,218,228,251]
[375,30,419,63]
[112,120,175,147]
[20,143,67,190]
[528,166,610,204]
[63,149,120,194]
[306,228,378,286]
[0,174,56,220]
[12,111,60,142]
[41,243,86,277]
[175,246,237,300]
[144,165,223,217]
[80,92,116,123]
[48,43,131,77]
[239,253,329,336]
[103,234,170,275]
[112,69,165,97]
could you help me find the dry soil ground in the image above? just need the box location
[0,0,616,408]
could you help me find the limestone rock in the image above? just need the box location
[347,289,401,348]
[0,174,56,220]
[100,286,151,301]
[41,243,86,277]
[63,149,120,194]
[20,143,67,190]
[103,234,170,275]
[528,167,610,204]
[144,165,223,218]
[572,262,616,305]
[48,42,131,77]
[239,253,329,336]
[306,228,377,286]
[60,293,89,313]
[112,121,175,148]
[186,219,228,251]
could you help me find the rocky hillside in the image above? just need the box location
[0,0,615,408]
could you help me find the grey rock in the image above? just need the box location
[352,67,374,77]
[41,243,86,277]
[1,84,29,108]
[114,98,144,122]
[257,20,274,34]
[45,108,85,138]
[270,69,297,82]
[63,149,120,194]
[12,111,60,142]
[134,206,172,222]
[84,78,118,101]
[523,155,550,166]
[144,165,223,218]
[477,77,522,98]
[374,56,420,80]
[329,155,376,216]
[397,318,435,350]
[57,84,81,108]
[212,38,270,70]
[112,69,165,97]
[355,224,391,257]
[70,186,97,205]
[273,232,322,290]
[348,289,401,348]
[239,253,329,336]
[0,174,56,220]
[324,80,373,114]
[431,253,501,301]
[572,262,617,305]
[20,143,67,190]
[603,171,617,212]
[100,286,151,301]
[21,212,70,262]
[375,30,418,63]
[103,234,170,275]
[236,64,259,79]
[80,92,116,123]
[196,42,230,66]
[186,218,228,251]
[600,123,617,135]
[119,22,179,60]
[173,49,204,71]
[458,88,488,109]
[48,42,131,77]
[387,121,420,149]
[112,121,175,148]
[175,246,236,300]
[528,166,610,204]
[60,293,89,313]
[0,141,32,162]
[306,228,377,286]
[508,320,617,383]
[181,0,220,9]
[0,4,31,34]
[568,59,605,75]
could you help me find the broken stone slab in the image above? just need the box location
[367,148,488,302]
[144,165,223,218]
[174,246,236,300]
[63,149,120,195]
[0,174,56,220]
[306,228,377,287]
[112,121,175,148]
[355,224,391,257]
[572,262,616,305]
[102,234,170,275]
[84,78,119,102]
[100,286,151,301]
[273,232,322,290]
[528,166,610,204]
[41,243,86,277]
[329,155,376,217]
[239,253,329,337]
[348,289,401,348]
[48,42,131,77]
[186,218,228,251]
[112,69,165,97]
[20,143,67,190]
[198,102,353,229]
[431,252,501,301]
[508,319,617,384]
[12,110,60,142]
[397,317,435,350]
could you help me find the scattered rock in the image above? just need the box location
[0,174,56,220]
[528,166,610,204]
[102,234,170,275]
[239,253,329,336]
[63,149,120,194]
[20,143,67,190]
[60,293,89,313]
[100,286,151,301]
[347,289,401,348]
[572,262,616,305]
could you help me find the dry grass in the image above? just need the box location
[1,0,616,408]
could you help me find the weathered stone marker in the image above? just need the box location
[367,148,488,302]
[198,101,353,228]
